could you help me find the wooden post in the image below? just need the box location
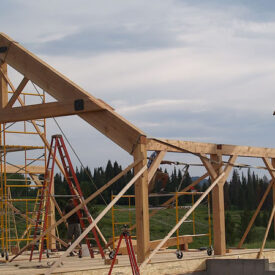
[0,62,8,108]
[133,136,150,263]
[210,154,226,255]
[48,176,56,250]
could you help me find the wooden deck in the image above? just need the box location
[1,248,275,275]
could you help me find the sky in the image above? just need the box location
[1,0,275,176]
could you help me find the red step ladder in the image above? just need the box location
[29,134,105,261]
[108,225,140,275]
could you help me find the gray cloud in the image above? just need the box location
[2,0,275,177]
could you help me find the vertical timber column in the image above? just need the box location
[0,62,8,108]
[0,62,8,251]
[48,178,56,250]
[211,154,226,255]
[133,136,150,263]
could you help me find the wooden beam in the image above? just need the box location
[0,62,8,108]
[146,138,275,158]
[118,235,193,254]
[202,155,236,255]
[0,33,145,154]
[140,172,225,269]
[211,154,226,256]
[148,150,166,182]
[5,76,28,108]
[45,165,147,275]
[10,159,141,262]
[0,99,104,123]
[0,66,16,93]
[133,136,150,263]
[4,164,45,174]
[200,153,218,180]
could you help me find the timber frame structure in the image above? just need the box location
[1,32,275,273]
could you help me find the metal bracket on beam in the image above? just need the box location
[0,47,8,53]
[74,99,84,111]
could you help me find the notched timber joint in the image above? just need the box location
[74,99,84,111]
[0,46,8,53]
[130,135,147,155]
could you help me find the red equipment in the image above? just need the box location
[108,225,140,275]
[29,134,105,261]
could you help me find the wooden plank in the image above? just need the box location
[133,137,150,263]
[140,172,225,269]
[10,159,141,262]
[149,235,193,250]
[4,164,45,174]
[0,33,145,154]
[44,165,147,275]
[0,63,8,108]
[5,76,28,108]
[0,99,104,123]
[148,150,166,182]
[146,138,275,158]
[118,236,193,254]
[258,205,275,259]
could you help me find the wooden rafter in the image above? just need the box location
[0,33,145,154]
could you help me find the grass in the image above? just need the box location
[6,200,275,251]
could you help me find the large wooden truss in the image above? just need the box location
[1,33,275,270]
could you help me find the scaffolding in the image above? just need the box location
[0,87,47,259]
[111,194,136,249]
[175,191,212,249]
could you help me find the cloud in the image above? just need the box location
[2,0,275,175]
[116,99,207,115]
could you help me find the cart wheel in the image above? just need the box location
[176,250,183,259]
[207,246,213,256]
[5,251,9,261]
[109,250,115,259]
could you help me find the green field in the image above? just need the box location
[6,200,275,252]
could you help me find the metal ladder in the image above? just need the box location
[30,134,105,261]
